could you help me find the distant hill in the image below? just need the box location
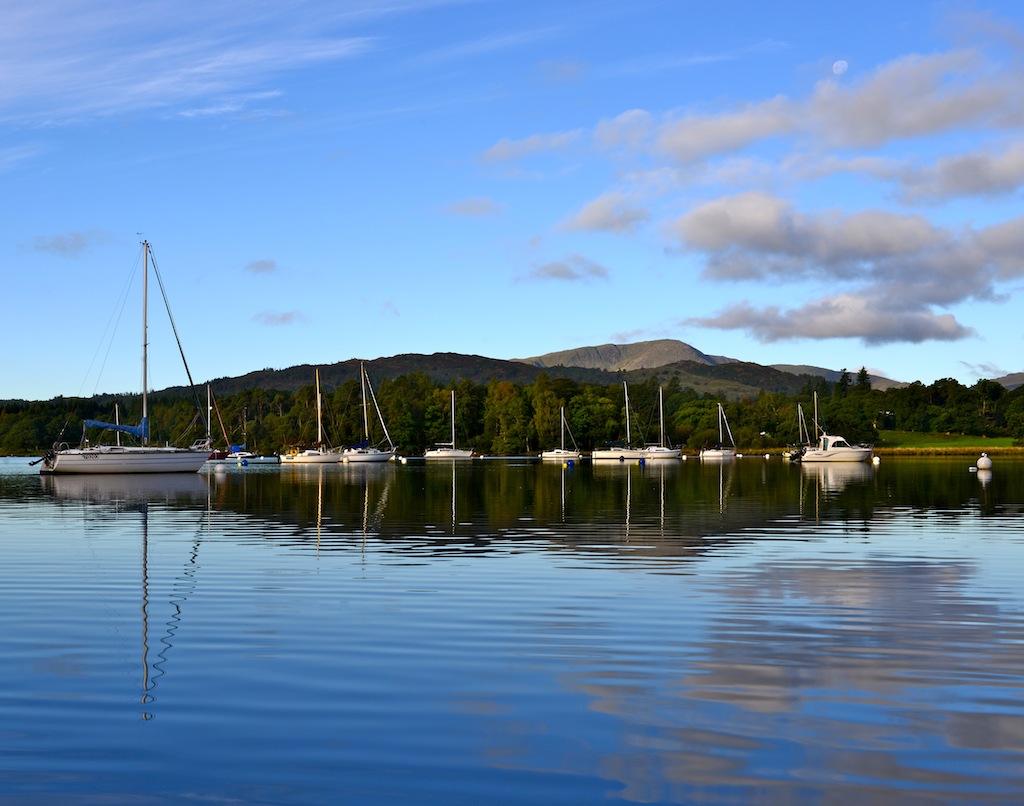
[64,338,1021,405]
[516,339,737,371]
[994,372,1024,391]
[519,339,905,391]
[154,350,820,402]
[770,364,906,392]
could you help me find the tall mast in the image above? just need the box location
[360,363,370,441]
[141,241,149,446]
[659,387,665,447]
[315,368,323,447]
[623,382,631,443]
[450,389,456,446]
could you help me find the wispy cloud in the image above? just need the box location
[253,310,308,326]
[445,196,504,216]
[521,254,609,283]
[480,130,583,163]
[0,1,377,124]
[559,192,648,234]
[245,259,277,274]
[31,230,114,256]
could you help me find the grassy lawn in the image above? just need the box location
[876,430,1017,451]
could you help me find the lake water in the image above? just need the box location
[2,454,1023,804]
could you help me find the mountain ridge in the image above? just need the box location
[27,339,1024,403]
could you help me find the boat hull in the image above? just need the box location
[799,447,872,463]
[540,449,581,461]
[643,447,682,459]
[341,448,396,463]
[424,448,474,459]
[281,450,340,464]
[40,446,211,474]
[591,448,645,461]
[700,448,735,460]
[207,453,280,466]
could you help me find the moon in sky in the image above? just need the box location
[832,60,849,75]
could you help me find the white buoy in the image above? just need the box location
[977,452,993,470]
[872,455,880,464]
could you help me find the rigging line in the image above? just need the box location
[147,245,208,435]
[83,249,143,398]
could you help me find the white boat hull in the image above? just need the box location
[799,447,872,463]
[341,448,396,463]
[424,448,474,459]
[800,431,872,463]
[281,450,341,464]
[540,449,581,461]
[591,448,646,461]
[41,446,211,474]
[207,452,280,466]
[643,446,682,459]
[700,448,736,460]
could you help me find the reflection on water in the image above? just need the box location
[2,456,1024,804]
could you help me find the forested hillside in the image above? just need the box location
[3,368,1022,457]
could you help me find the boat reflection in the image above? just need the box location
[40,472,210,504]
[801,461,874,493]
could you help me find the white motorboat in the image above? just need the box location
[799,392,872,463]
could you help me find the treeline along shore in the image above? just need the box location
[3,368,1023,457]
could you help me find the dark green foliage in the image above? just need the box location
[4,361,1022,456]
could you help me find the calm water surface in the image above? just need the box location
[2,455,1023,804]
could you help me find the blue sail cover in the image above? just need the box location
[83,417,148,439]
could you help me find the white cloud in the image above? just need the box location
[654,97,796,163]
[245,259,277,274]
[31,230,113,256]
[445,197,504,216]
[523,254,609,282]
[559,192,649,234]
[685,295,974,345]
[253,310,308,326]
[480,130,583,163]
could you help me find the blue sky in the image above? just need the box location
[5,0,1024,401]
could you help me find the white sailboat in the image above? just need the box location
[541,406,581,461]
[37,241,213,475]
[799,392,873,463]
[341,363,397,463]
[424,390,474,459]
[700,402,736,460]
[281,368,342,464]
[592,382,645,461]
[643,387,682,460]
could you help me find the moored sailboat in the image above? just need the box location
[642,387,682,460]
[281,368,342,464]
[592,382,645,461]
[37,241,212,475]
[341,363,397,463]
[541,406,581,461]
[424,389,474,459]
[699,402,736,460]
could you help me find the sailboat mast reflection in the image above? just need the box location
[141,502,153,719]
